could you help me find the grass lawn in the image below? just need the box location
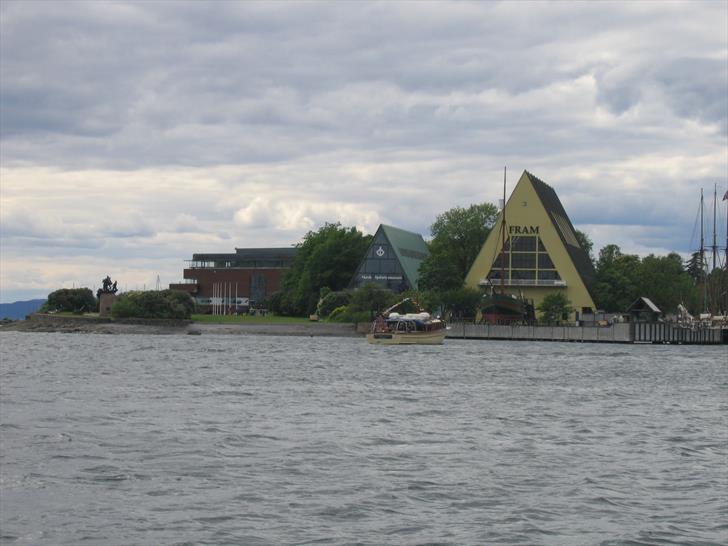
[42,311,100,318]
[191,314,313,324]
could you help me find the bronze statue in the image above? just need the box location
[97,276,119,299]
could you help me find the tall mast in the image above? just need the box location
[500,166,506,293]
[712,184,717,271]
[700,189,707,312]
[725,185,728,314]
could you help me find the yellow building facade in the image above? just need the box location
[464,170,596,320]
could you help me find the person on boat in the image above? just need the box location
[372,314,387,333]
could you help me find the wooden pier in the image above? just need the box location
[447,322,726,345]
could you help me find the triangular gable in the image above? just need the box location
[464,170,596,313]
[380,225,430,289]
[628,297,661,314]
[349,224,429,291]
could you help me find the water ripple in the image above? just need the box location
[1,332,726,546]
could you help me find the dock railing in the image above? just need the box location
[446,321,724,344]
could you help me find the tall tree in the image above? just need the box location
[638,253,697,314]
[278,223,372,316]
[685,251,706,283]
[418,202,499,292]
[592,244,641,312]
[574,229,594,263]
[44,288,97,313]
[593,245,700,314]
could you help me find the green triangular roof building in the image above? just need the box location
[349,224,430,292]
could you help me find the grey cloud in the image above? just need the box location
[655,58,728,133]
[2,1,725,169]
[594,57,728,133]
[0,0,725,276]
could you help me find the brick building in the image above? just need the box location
[170,247,297,312]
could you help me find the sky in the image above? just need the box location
[1,0,727,303]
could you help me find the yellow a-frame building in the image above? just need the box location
[464,170,596,320]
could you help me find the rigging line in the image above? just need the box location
[689,196,701,252]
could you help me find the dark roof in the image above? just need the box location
[524,171,596,297]
[628,297,661,314]
[234,247,297,260]
[191,247,297,267]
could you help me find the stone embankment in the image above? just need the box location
[0,313,362,337]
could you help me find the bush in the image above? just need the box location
[349,283,396,314]
[441,287,481,320]
[537,292,573,324]
[111,290,195,319]
[327,305,371,324]
[44,288,97,313]
[109,296,141,318]
[317,291,352,318]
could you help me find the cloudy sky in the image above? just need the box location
[1,1,727,302]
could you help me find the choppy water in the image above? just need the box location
[0,332,726,546]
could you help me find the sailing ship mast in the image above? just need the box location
[700,189,708,312]
[712,184,718,271]
[500,166,506,294]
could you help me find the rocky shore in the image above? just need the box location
[0,314,364,337]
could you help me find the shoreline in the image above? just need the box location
[0,314,364,337]
[3,314,723,344]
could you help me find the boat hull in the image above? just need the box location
[366,329,447,345]
[481,293,535,325]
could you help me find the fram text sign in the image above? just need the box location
[509,225,539,235]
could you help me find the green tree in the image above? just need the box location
[317,290,352,318]
[593,245,701,314]
[440,287,482,320]
[685,251,706,283]
[575,229,594,263]
[705,267,728,315]
[279,223,372,316]
[418,202,499,292]
[349,282,396,317]
[44,288,97,313]
[637,253,697,314]
[592,244,641,312]
[537,292,573,324]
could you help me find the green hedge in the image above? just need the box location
[317,291,352,318]
[327,306,371,324]
[43,288,97,314]
[111,290,195,319]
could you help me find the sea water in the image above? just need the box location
[0,332,726,546]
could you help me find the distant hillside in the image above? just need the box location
[0,299,46,320]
